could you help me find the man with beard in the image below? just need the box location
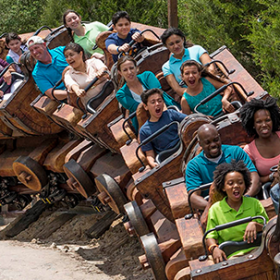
[185,124,260,210]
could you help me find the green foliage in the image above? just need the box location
[246,0,280,98]
[40,0,168,29]
[177,0,268,87]
[0,0,44,34]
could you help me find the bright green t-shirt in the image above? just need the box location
[73,22,109,57]
[206,196,269,258]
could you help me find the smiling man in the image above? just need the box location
[27,36,68,100]
[185,124,260,210]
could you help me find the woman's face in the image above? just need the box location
[165,34,184,56]
[118,60,137,82]
[181,65,201,89]
[64,12,82,30]
[253,109,273,138]
[64,49,83,69]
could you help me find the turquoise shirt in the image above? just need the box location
[182,77,223,116]
[185,145,257,193]
[206,196,269,258]
[32,46,68,94]
[116,71,180,132]
[162,45,207,83]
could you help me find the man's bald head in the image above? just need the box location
[197,124,218,141]
[197,124,221,158]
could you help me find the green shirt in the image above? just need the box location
[206,196,269,257]
[73,22,109,57]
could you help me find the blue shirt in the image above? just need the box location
[185,145,257,193]
[139,110,186,154]
[162,45,207,83]
[183,77,223,116]
[105,28,141,62]
[32,46,68,94]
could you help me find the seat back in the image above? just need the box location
[95,31,115,70]
[86,80,114,113]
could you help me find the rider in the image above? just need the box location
[139,88,186,168]
[105,11,145,63]
[27,36,68,100]
[185,124,260,210]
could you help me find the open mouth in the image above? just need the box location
[155,108,161,114]
[261,128,269,134]
[189,79,195,85]
[233,190,240,198]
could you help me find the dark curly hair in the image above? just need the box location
[213,160,251,196]
[240,97,280,137]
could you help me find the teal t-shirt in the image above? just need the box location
[182,77,223,117]
[206,196,269,258]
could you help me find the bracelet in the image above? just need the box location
[208,244,218,254]
[116,47,120,53]
[269,172,275,181]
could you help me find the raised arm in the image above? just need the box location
[165,74,186,96]
[181,95,192,115]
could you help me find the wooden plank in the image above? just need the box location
[0,77,62,135]
[109,117,136,147]
[120,139,148,174]
[76,144,107,172]
[1,200,48,238]
[135,154,183,222]
[85,211,118,238]
[168,0,178,28]
[261,198,276,219]
[75,96,122,152]
[212,48,265,99]
[29,138,58,164]
[165,248,189,280]
[165,182,190,219]
[174,267,191,280]
[189,249,274,280]
[64,139,93,163]
[150,210,179,243]
[35,213,76,239]
[44,139,82,173]
[176,218,205,261]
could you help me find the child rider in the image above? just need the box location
[139,88,187,168]
[105,11,145,62]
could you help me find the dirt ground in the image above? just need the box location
[0,205,154,280]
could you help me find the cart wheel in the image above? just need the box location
[95,174,127,214]
[140,233,167,280]
[13,156,48,191]
[63,159,96,198]
[124,200,149,237]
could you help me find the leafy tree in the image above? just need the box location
[177,0,268,86]
[246,0,280,98]
[40,0,168,29]
[0,0,44,34]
